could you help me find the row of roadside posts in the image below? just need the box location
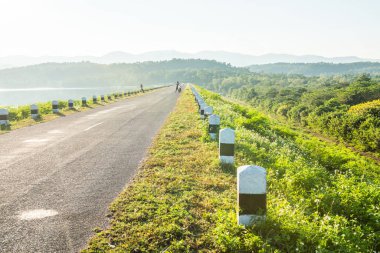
[0,91,141,126]
[190,86,266,226]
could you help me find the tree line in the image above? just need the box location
[202,73,380,152]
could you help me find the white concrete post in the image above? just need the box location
[101,95,105,102]
[68,99,74,109]
[0,108,9,125]
[52,100,59,113]
[204,106,213,117]
[219,128,235,164]
[237,165,266,226]
[82,97,87,106]
[30,104,39,119]
[93,95,97,103]
[208,114,220,140]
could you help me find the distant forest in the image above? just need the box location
[0,59,245,88]
[2,60,380,89]
[249,62,380,76]
[203,72,380,152]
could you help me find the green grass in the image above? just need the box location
[83,86,379,252]
[0,88,157,132]
[83,87,240,252]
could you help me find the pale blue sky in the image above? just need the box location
[0,0,379,58]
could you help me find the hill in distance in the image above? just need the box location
[249,62,380,76]
[1,50,379,69]
[1,59,380,90]
[0,59,244,89]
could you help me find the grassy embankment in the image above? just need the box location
[0,88,157,132]
[83,86,379,252]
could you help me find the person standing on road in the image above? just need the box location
[175,81,180,92]
[140,84,144,93]
[178,83,182,93]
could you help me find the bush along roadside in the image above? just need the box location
[0,87,159,132]
[197,86,379,252]
[83,86,379,252]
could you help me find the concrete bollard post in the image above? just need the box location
[68,99,74,109]
[0,108,9,125]
[204,106,213,117]
[107,95,112,100]
[124,92,127,96]
[93,95,97,103]
[101,95,105,102]
[82,97,87,106]
[219,128,235,164]
[237,165,266,226]
[31,104,39,119]
[208,114,220,140]
[52,100,59,113]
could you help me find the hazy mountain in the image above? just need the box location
[248,62,380,76]
[0,51,378,69]
[0,59,243,89]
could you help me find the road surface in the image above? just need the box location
[0,87,178,253]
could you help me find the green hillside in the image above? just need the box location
[203,73,380,153]
[249,62,380,76]
[0,59,245,88]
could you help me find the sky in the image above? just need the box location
[0,0,379,58]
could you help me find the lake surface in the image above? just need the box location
[0,85,163,106]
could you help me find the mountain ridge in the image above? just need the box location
[1,50,379,69]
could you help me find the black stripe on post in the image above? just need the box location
[52,105,58,109]
[31,109,38,114]
[0,115,8,120]
[69,103,73,107]
[220,143,234,156]
[239,194,267,215]
[209,124,219,134]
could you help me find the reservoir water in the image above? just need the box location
[0,85,162,107]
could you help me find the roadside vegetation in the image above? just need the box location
[204,73,380,154]
[0,88,157,132]
[83,86,379,252]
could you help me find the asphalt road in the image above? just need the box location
[0,87,178,253]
